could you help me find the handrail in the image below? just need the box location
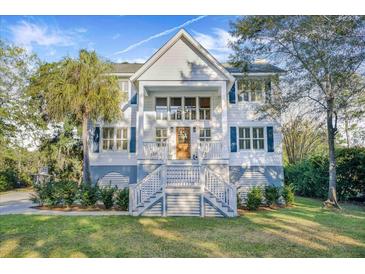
[131,165,165,210]
[203,166,236,212]
[142,142,168,160]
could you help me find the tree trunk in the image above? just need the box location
[324,99,341,209]
[344,110,350,148]
[82,114,91,184]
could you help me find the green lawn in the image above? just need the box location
[0,197,364,258]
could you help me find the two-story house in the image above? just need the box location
[89,29,285,217]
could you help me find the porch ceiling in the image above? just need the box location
[145,85,219,95]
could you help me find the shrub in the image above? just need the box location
[246,187,263,210]
[285,147,365,201]
[0,169,17,192]
[282,184,295,206]
[264,186,280,206]
[100,186,116,209]
[79,184,99,207]
[59,180,78,206]
[31,181,60,206]
[115,188,129,211]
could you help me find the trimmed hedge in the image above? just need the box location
[285,147,365,201]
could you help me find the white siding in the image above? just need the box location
[139,38,227,81]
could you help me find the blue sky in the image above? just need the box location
[0,15,238,63]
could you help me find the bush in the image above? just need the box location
[79,184,99,207]
[100,186,116,209]
[115,188,129,211]
[59,180,78,206]
[246,187,263,210]
[264,186,280,206]
[282,184,295,206]
[0,169,17,192]
[285,147,365,201]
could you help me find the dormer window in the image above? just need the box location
[237,79,270,102]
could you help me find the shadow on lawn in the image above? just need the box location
[0,198,364,258]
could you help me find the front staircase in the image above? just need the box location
[130,165,237,217]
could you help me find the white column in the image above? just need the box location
[137,81,145,160]
[220,82,229,159]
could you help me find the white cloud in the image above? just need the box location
[114,15,207,55]
[193,28,237,62]
[8,20,79,51]
[112,33,121,40]
[74,27,88,33]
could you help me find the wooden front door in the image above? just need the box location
[176,127,191,160]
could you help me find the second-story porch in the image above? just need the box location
[136,81,230,164]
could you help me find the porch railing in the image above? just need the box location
[142,142,168,160]
[198,141,224,160]
[166,166,200,186]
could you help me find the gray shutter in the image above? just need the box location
[93,127,100,153]
[267,126,274,152]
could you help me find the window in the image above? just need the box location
[238,127,251,150]
[237,79,268,102]
[156,97,168,120]
[170,97,182,120]
[199,97,211,120]
[156,128,168,147]
[102,127,114,151]
[252,127,264,150]
[116,128,128,151]
[102,127,128,151]
[184,97,196,120]
[119,81,128,92]
[199,128,211,142]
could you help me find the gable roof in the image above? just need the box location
[128,29,235,84]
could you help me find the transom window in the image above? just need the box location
[102,127,128,151]
[199,128,211,142]
[156,97,168,120]
[170,97,182,120]
[155,128,168,146]
[238,127,264,150]
[184,97,196,120]
[237,79,270,102]
[199,97,211,120]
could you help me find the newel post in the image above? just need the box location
[200,166,205,217]
[162,166,167,217]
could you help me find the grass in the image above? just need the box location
[0,197,364,258]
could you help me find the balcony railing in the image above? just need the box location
[142,142,168,160]
[198,141,224,160]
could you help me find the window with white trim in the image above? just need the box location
[119,81,128,92]
[199,128,211,142]
[156,97,168,120]
[102,127,128,151]
[102,127,114,151]
[155,128,168,147]
[238,127,251,150]
[199,97,211,120]
[170,97,182,120]
[184,97,196,120]
[252,127,264,149]
[237,79,269,102]
[116,128,128,151]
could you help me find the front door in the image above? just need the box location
[176,127,191,160]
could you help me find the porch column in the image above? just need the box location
[137,81,145,160]
[220,82,229,159]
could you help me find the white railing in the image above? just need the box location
[131,165,165,209]
[142,142,168,160]
[203,166,236,212]
[166,166,200,186]
[198,141,224,160]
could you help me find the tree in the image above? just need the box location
[28,50,125,184]
[282,114,326,165]
[230,16,365,208]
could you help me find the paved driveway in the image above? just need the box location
[0,189,128,216]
